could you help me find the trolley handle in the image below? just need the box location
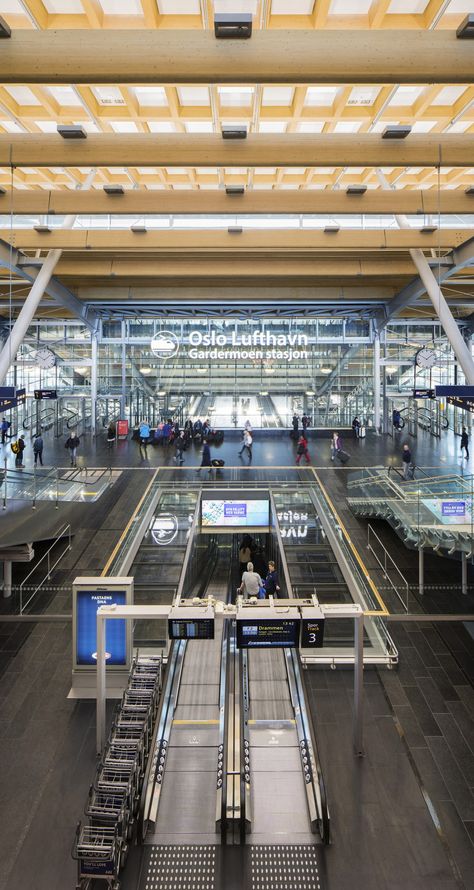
[71,821,81,861]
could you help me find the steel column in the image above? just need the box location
[374,331,381,434]
[353,613,364,757]
[96,610,106,753]
[419,546,424,596]
[91,332,98,437]
[2,560,12,599]
[462,552,468,595]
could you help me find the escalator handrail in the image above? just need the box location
[293,648,330,844]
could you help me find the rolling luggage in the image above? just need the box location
[337,449,350,464]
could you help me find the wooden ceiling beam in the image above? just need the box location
[0,29,472,84]
[0,133,472,168]
[3,189,473,216]
[8,228,471,252]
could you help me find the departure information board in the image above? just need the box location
[301,618,325,648]
[168,618,215,640]
[237,617,300,649]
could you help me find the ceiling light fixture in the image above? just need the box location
[0,186,6,195]
[57,124,87,139]
[214,13,252,39]
[324,225,340,233]
[103,185,124,196]
[346,185,367,196]
[131,224,147,233]
[226,185,245,195]
[465,186,474,196]
[222,126,247,140]
[0,16,11,38]
[456,14,474,38]
[34,225,51,233]
[228,226,243,234]
[420,225,437,234]
[382,125,412,140]
[157,390,167,396]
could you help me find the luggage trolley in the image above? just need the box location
[85,784,132,854]
[72,822,121,890]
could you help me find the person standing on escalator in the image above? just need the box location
[264,561,280,598]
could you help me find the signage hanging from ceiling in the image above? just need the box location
[150,327,309,363]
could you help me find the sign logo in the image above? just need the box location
[150,330,179,360]
[151,513,179,546]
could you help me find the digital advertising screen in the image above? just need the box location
[201,496,269,528]
[237,617,300,649]
[421,498,472,526]
[76,589,127,666]
[168,618,215,640]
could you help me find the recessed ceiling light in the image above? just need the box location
[0,15,11,38]
[382,125,412,140]
[222,126,247,140]
[346,185,367,196]
[456,14,474,39]
[57,124,87,139]
[214,13,252,39]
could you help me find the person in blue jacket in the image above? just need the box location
[138,419,150,457]
[198,438,212,474]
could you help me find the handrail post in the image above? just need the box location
[2,456,6,510]
[32,464,36,510]
[55,468,59,509]
[353,612,364,757]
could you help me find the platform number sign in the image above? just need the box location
[301,618,325,648]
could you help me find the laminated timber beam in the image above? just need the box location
[4,229,473,253]
[2,189,474,217]
[0,134,472,169]
[0,30,472,84]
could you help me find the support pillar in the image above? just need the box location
[462,551,468,595]
[3,560,12,599]
[120,322,126,418]
[91,333,98,438]
[419,546,424,596]
[96,610,106,754]
[377,170,474,385]
[353,613,364,756]
[0,170,96,387]
[374,331,381,434]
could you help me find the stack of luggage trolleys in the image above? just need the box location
[72,655,161,889]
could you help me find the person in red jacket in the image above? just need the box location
[296,434,311,465]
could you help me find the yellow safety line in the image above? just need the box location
[311,468,389,616]
[101,469,159,577]
[172,719,219,725]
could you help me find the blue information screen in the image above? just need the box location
[76,589,127,666]
[202,498,269,527]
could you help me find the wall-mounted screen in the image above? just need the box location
[76,589,127,666]
[237,617,300,649]
[201,491,269,528]
[168,618,215,640]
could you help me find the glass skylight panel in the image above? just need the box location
[411,121,436,133]
[148,122,177,132]
[166,168,188,175]
[259,122,287,133]
[47,86,83,106]
[432,86,468,106]
[0,121,24,133]
[330,0,372,12]
[110,121,139,133]
[449,1,474,11]
[0,2,23,12]
[447,121,471,133]
[348,87,380,106]
[304,87,339,107]
[218,87,254,107]
[177,87,210,107]
[334,121,362,133]
[35,120,60,133]
[388,86,424,107]
[158,0,200,12]
[371,121,398,133]
[134,87,167,107]
[262,87,294,107]
[75,121,100,133]
[271,0,314,12]
[185,121,214,133]
[5,86,41,105]
[214,1,258,12]
[196,168,219,174]
[387,0,428,12]
[92,87,125,106]
[99,0,142,12]
[297,122,324,133]
[43,0,84,11]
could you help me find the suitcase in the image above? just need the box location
[337,449,350,464]
[359,426,366,439]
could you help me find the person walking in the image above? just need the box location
[12,434,25,468]
[239,539,252,578]
[402,443,412,480]
[138,419,150,457]
[33,433,44,466]
[1,418,10,445]
[239,428,253,461]
[295,433,311,465]
[461,426,469,460]
[65,432,80,467]
[238,561,264,600]
[302,413,310,431]
[291,414,299,439]
[106,422,116,449]
[174,431,185,464]
[264,561,281,597]
[330,431,341,461]
[198,438,212,474]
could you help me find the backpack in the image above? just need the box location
[11,441,19,454]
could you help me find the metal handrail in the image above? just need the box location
[19,523,72,613]
[367,523,410,612]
